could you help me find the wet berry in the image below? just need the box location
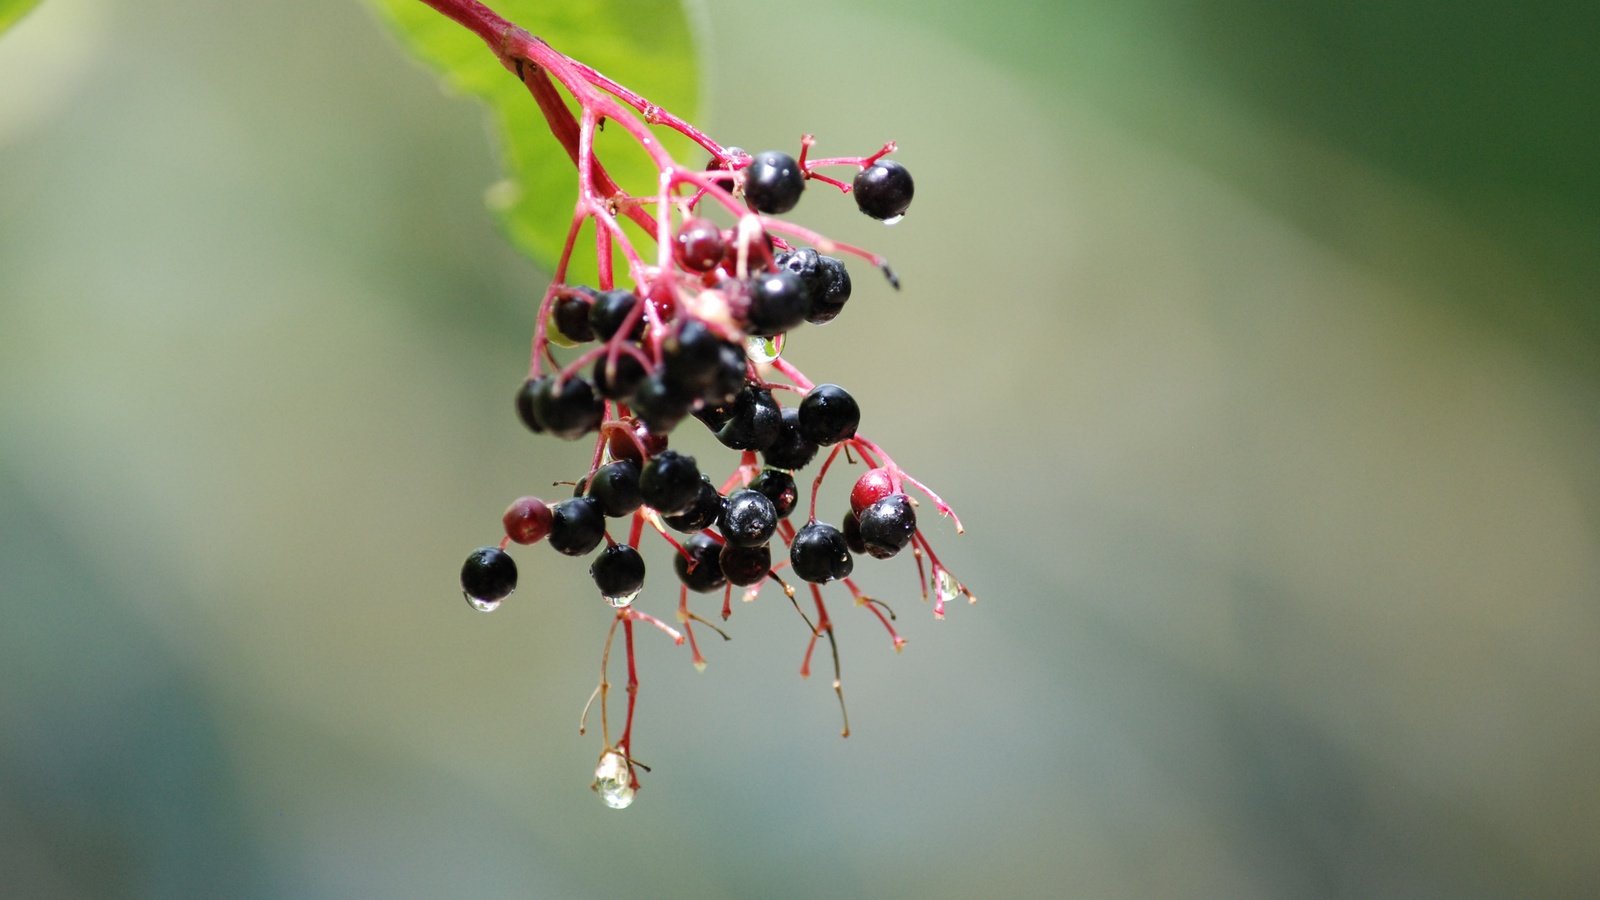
[714,384,781,451]
[640,450,702,516]
[798,384,859,446]
[663,478,723,533]
[674,533,728,593]
[553,287,597,343]
[789,521,854,583]
[502,496,553,544]
[533,376,604,440]
[806,256,851,324]
[762,406,819,470]
[515,376,549,434]
[744,150,805,214]
[591,350,647,400]
[853,159,914,220]
[850,467,895,515]
[720,489,778,548]
[745,270,808,337]
[857,493,916,559]
[548,496,606,556]
[673,217,726,273]
[776,248,825,304]
[719,541,771,586]
[589,289,645,341]
[587,460,643,517]
[461,546,518,606]
[590,544,646,599]
[748,468,798,519]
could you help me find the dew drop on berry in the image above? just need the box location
[464,595,501,613]
[881,214,904,226]
[603,588,642,609]
[593,751,635,809]
[745,335,780,364]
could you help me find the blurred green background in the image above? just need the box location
[3,0,1598,896]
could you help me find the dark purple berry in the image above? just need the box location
[744,150,805,215]
[591,349,647,400]
[662,319,726,387]
[503,496,552,544]
[548,497,606,556]
[587,460,643,518]
[532,376,604,440]
[553,287,597,343]
[590,544,646,599]
[640,450,702,516]
[632,372,696,434]
[857,493,916,559]
[515,376,549,434]
[745,270,808,337]
[720,489,777,548]
[762,406,819,470]
[789,521,854,583]
[663,478,723,533]
[674,533,728,593]
[589,289,645,341]
[461,546,517,607]
[841,509,866,554]
[806,256,851,324]
[714,384,781,451]
[798,384,859,446]
[719,541,771,587]
[748,469,798,519]
[853,159,914,220]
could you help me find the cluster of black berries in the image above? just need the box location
[460,150,919,614]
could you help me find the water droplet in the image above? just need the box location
[742,586,762,603]
[935,568,960,605]
[881,214,904,226]
[463,592,501,613]
[745,335,780,364]
[593,751,635,809]
[603,588,641,609]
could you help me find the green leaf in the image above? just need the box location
[0,0,43,36]
[363,0,701,284]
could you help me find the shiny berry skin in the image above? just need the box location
[789,521,854,583]
[714,384,781,451]
[673,217,726,273]
[798,384,859,446]
[775,248,825,304]
[663,478,723,533]
[662,319,725,387]
[587,460,643,517]
[806,256,851,324]
[640,450,703,516]
[674,533,728,593]
[548,496,606,556]
[762,406,819,471]
[720,489,778,548]
[856,493,916,559]
[841,509,866,554]
[743,150,805,215]
[532,376,605,440]
[850,467,895,515]
[515,376,549,434]
[553,287,597,343]
[591,350,647,400]
[745,270,808,337]
[748,468,798,519]
[589,289,645,341]
[461,546,518,603]
[590,544,646,598]
[853,159,914,220]
[502,496,553,544]
[632,372,696,434]
[719,541,771,587]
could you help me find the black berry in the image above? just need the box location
[853,159,914,220]
[515,376,549,434]
[590,544,646,599]
[548,496,606,556]
[856,493,916,559]
[587,460,643,518]
[720,489,778,548]
[745,270,808,337]
[589,289,645,341]
[806,256,851,324]
[553,287,597,343]
[789,521,854,583]
[714,384,781,451]
[640,450,702,516]
[719,541,771,586]
[461,546,517,606]
[532,376,604,440]
[748,468,798,519]
[798,384,859,446]
[744,150,805,215]
[632,372,696,434]
[674,533,728,593]
[663,478,723,533]
[762,406,819,471]
[591,350,647,400]
[841,509,866,554]
[662,319,726,387]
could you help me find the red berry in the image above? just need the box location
[502,496,553,544]
[673,217,726,273]
[850,467,894,515]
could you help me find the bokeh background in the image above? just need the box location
[3,0,1598,896]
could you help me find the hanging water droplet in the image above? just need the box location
[881,214,904,226]
[742,586,762,603]
[463,592,501,613]
[603,588,641,609]
[935,568,960,605]
[745,335,780,364]
[593,751,635,809]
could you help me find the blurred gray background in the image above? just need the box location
[2,0,1597,897]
